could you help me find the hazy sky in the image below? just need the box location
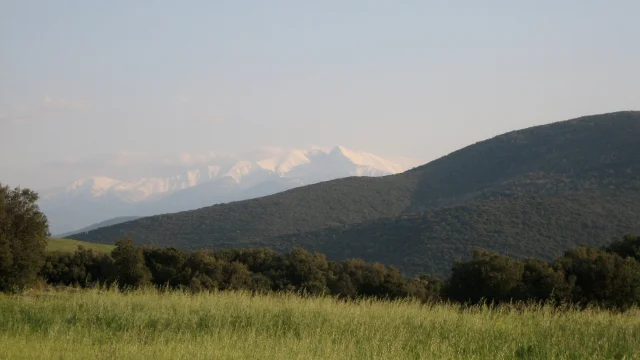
[2,0,639,189]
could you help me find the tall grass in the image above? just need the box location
[1,288,638,359]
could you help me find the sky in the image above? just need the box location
[2,0,639,189]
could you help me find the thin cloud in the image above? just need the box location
[45,152,152,170]
[195,114,228,125]
[0,95,90,123]
[171,95,231,125]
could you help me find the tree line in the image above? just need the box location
[36,233,640,310]
[2,183,640,310]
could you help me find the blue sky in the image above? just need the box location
[2,0,639,188]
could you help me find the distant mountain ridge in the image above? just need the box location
[70,111,640,276]
[40,145,419,234]
[54,216,141,238]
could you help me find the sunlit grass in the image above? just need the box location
[46,238,115,253]
[0,288,638,359]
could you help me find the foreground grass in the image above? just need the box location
[46,238,115,253]
[1,289,639,359]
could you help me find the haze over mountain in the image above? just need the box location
[42,145,419,235]
[54,216,141,239]
[70,111,640,276]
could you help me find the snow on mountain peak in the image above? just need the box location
[257,149,312,175]
[329,145,406,174]
[50,146,417,202]
[66,176,120,196]
[224,161,257,183]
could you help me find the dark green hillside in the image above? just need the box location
[406,111,640,211]
[268,189,640,277]
[54,216,140,238]
[71,111,640,272]
[71,175,419,249]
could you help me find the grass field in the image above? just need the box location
[46,238,115,253]
[1,289,639,359]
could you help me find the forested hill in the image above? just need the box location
[268,189,640,276]
[55,216,140,238]
[71,175,420,248]
[405,110,640,211]
[71,111,640,273]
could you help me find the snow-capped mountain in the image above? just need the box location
[40,146,419,235]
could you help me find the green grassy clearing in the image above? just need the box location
[1,289,639,359]
[46,238,115,253]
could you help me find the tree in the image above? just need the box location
[604,233,640,261]
[40,247,114,287]
[518,258,572,303]
[111,237,151,289]
[0,184,50,292]
[554,246,640,309]
[446,248,524,304]
[183,250,225,292]
[142,246,187,288]
[409,274,443,302]
[282,248,330,295]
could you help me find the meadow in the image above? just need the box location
[46,238,115,253]
[1,288,639,360]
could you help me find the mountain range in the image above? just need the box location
[41,146,418,235]
[69,111,640,277]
